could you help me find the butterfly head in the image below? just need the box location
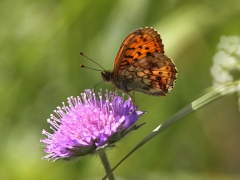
[101,71,113,82]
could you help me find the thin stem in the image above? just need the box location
[97,148,115,180]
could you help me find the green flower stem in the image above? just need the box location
[97,148,115,180]
[102,80,239,180]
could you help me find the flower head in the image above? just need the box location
[211,36,240,109]
[211,35,240,88]
[41,89,145,161]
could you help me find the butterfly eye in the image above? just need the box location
[101,72,112,82]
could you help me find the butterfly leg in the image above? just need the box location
[132,90,135,105]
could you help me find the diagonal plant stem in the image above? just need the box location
[102,80,239,180]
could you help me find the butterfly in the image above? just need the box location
[101,27,178,97]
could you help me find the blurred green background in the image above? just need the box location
[1,0,240,179]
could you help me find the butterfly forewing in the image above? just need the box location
[113,28,164,76]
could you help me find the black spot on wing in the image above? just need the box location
[146,52,151,56]
[124,55,134,59]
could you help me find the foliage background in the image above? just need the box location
[1,0,240,179]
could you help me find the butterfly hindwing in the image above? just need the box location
[120,52,177,96]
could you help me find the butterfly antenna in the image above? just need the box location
[80,52,106,71]
[79,64,102,71]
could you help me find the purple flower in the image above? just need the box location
[40,89,145,161]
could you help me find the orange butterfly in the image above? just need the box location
[101,27,178,97]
